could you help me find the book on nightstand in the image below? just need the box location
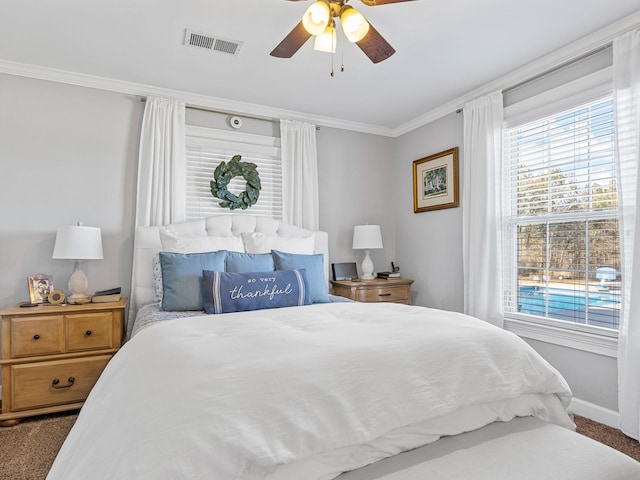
[376,271,401,279]
[91,293,121,303]
[92,287,122,303]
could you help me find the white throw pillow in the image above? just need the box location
[152,253,163,302]
[160,228,244,253]
[241,232,316,254]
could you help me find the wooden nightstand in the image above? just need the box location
[0,298,126,426]
[331,278,414,305]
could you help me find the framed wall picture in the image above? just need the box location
[413,147,459,213]
[28,274,54,304]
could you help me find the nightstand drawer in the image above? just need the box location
[11,316,65,357]
[353,286,409,303]
[67,313,114,351]
[10,355,112,411]
[330,279,414,305]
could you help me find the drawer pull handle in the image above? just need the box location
[51,377,75,389]
[85,330,92,336]
[378,293,392,297]
[33,334,40,340]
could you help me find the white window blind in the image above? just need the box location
[185,125,282,220]
[503,96,621,331]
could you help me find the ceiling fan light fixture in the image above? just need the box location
[340,6,370,43]
[302,1,331,36]
[313,24,337,53]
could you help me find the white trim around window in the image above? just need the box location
[504,316,618,357]
[502,63,620,354]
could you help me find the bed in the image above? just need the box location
[46,215,640,479]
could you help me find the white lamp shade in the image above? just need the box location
[352,225,383,250]
[52,225,104,260]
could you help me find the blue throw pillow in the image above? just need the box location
[202,269,311,314]
[160,250,227,311]
[225,252,275,273]
[271,250,330,303]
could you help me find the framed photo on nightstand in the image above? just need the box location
[28,274,54,303]
[332,262,358,281]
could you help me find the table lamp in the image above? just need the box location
[352,225,383,280]
[52,222,104,304]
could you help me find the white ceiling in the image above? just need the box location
[1,1,639,133]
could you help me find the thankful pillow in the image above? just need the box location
[202,269,311,314]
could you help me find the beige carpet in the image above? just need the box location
[0,411,78,480]
[0,412,638,479]
[574,415,640,462]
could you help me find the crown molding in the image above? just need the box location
[1,10,638,139]
[0,60,395,138]
[392,10,640,137]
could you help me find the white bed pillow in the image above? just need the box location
[152,253,163,302]
[160,228,244,253]
[241,232,315,254]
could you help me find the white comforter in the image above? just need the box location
[47,302,573,480]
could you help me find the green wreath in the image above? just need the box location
[210,155,261,210]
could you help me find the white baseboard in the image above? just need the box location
[570,397,619,428]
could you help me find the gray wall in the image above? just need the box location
[525,339,618,411]
[393,112,465,311]
[0,74,140,308]
[317,127,395,277]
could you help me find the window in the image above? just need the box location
[185,126,282,220]
[503,96,620,332]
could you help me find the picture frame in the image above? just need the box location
[332,262,358,281]
[28,274,54,304]
[413,147,459,213]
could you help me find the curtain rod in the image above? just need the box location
[139,97,277,123]
[503,43,612,95]
[452,42,613,116]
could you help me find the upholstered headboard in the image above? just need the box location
[130,214,329,323]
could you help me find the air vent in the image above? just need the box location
[184,29,243,56]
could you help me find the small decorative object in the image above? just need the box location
[52,222,104,304]
[352,225,383,280]
[48,290,66,305]
[210,155,261,210]
[413,147,459,213]
[28,274,54,304]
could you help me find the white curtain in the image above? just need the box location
[614,28,640,441]
[280,119,319,230]
[134,96,186,227]
[129,96,186,338]
[462,91,505,327]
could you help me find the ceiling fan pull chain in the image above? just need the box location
[330,30,335,77]
[330,50,334,77]
[340,26,345,72]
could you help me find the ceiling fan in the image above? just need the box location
[270,0,416,64]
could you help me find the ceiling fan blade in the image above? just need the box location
[360,0,416,6]
[356,23,395,63]
[270,21,312,58]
